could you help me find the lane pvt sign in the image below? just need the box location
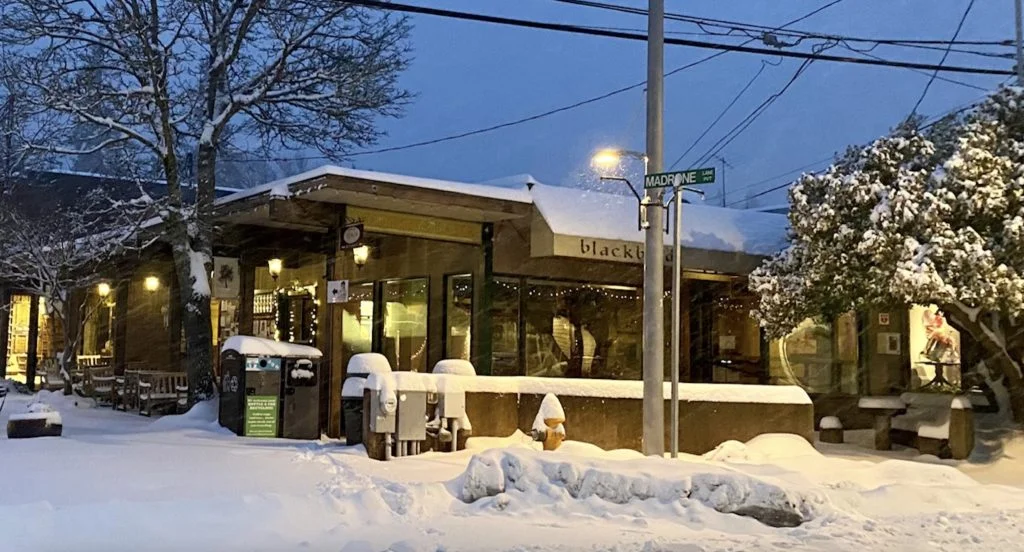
[644,167,716,189]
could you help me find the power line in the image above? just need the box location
[692,59,816,170]
[911,0,978,115]
[722,101,982,207]
[554,0,1013,51]
[667,60,775,170]
[703,156,835,204]
[344,0,1012,76]
[842,46,990,92]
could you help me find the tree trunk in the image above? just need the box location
[945,304,1024,423]
[171,240,216,402]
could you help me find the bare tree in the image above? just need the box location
[0,189,158,392]
[0,0,410,401]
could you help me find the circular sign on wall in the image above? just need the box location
[341,223,364,248]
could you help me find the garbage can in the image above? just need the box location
[342,353,392,445]
[219,336,323,439]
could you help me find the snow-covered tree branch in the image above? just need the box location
[0,186,160,392]
[751,86,1024,420]
[0,0,410,401]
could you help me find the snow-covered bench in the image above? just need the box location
[890,393,974,460]
[138,372,188,416]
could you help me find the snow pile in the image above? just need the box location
[531,393,566,437]
[146,399,227,433]
[431,359,476,376]
[222,335,322,359]
[704,434,821,464]
[458,448,820,527]
[9,401,62,425]
[290,368,315,380]
[346,353,392,376]
[819,416,843,430]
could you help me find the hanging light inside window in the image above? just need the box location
[267,258,283,281]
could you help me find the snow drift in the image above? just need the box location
[457,448,824,527]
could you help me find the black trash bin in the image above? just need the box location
[341,353,392,445]
[219,336,323,439]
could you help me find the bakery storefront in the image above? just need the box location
[106,166,957,435]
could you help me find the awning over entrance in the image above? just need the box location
[527,183,789,274]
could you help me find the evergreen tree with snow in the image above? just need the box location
[751,86,1024,420]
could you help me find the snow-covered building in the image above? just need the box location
[0,166,950,434]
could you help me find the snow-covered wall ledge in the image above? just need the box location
[417,375,811,405]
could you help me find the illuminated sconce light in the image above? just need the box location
[144,276,160,292]
[97,282,112,298]
[352,245,370,268]
[267,258,283,281]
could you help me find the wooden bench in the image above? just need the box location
[860,393,974,459]
[73,365,115,403]
[39,358,66,392]
[138,372,188,417]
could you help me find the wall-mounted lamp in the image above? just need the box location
[144,276,160,292]
[97,282,112,298]
[352,245,370,268]
[267,258,283,281]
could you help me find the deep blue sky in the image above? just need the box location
[340,0,1012,207]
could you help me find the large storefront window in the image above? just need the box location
[383,278,428,372]
[768,313,859,394]
[445,275,473,361]
[523,280,642,380]
[341,283,375,369]
[491,277,520,376]
[82,290,115,356]
[5,294,52,384]
[909,304,961,389]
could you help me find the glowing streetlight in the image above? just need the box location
[144,276,160,292]
[590,148,648,173]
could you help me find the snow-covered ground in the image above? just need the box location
[2,385,1024,552]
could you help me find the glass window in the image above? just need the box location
[909,304,961,389]
[768,313,859,394]
[82,290,115,356]
[382,278,428,372]
[524,280,642,380]
[341,283,375,369]
[491,277,521,376]
[711,292,764,384]
[445,275,473,361]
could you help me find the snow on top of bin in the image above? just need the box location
[858,396,905,410]
[222,336,322,359]
[347,353,392,376]
[819,416,842,430]
[432,359,476,376]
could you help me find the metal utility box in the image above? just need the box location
[438,390,466,420]
[282,357,320,439]
[396,390,427,442]
[218,336,323,439]
[369,388,397,433]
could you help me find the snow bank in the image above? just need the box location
[146,400,227,433]
[347,353,392,376]
[458,448,819,527]
[9,410,62,425]
[704,434,821,464]
[222,336,322,359]
[432,359,476,376]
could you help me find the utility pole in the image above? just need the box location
[714,155,733,207]
[642,0,666,457]
[1016,0,1024,85]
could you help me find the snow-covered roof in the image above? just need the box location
[530,183,789,256]
[221,335,323,359]
[215,165,533,206]
[215,165,789,258]
[479,173,542,189]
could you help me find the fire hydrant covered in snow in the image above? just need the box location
[531,393,566,451]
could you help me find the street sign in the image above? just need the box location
[644,167,716,189]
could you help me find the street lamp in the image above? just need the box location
[591,148,648,172]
